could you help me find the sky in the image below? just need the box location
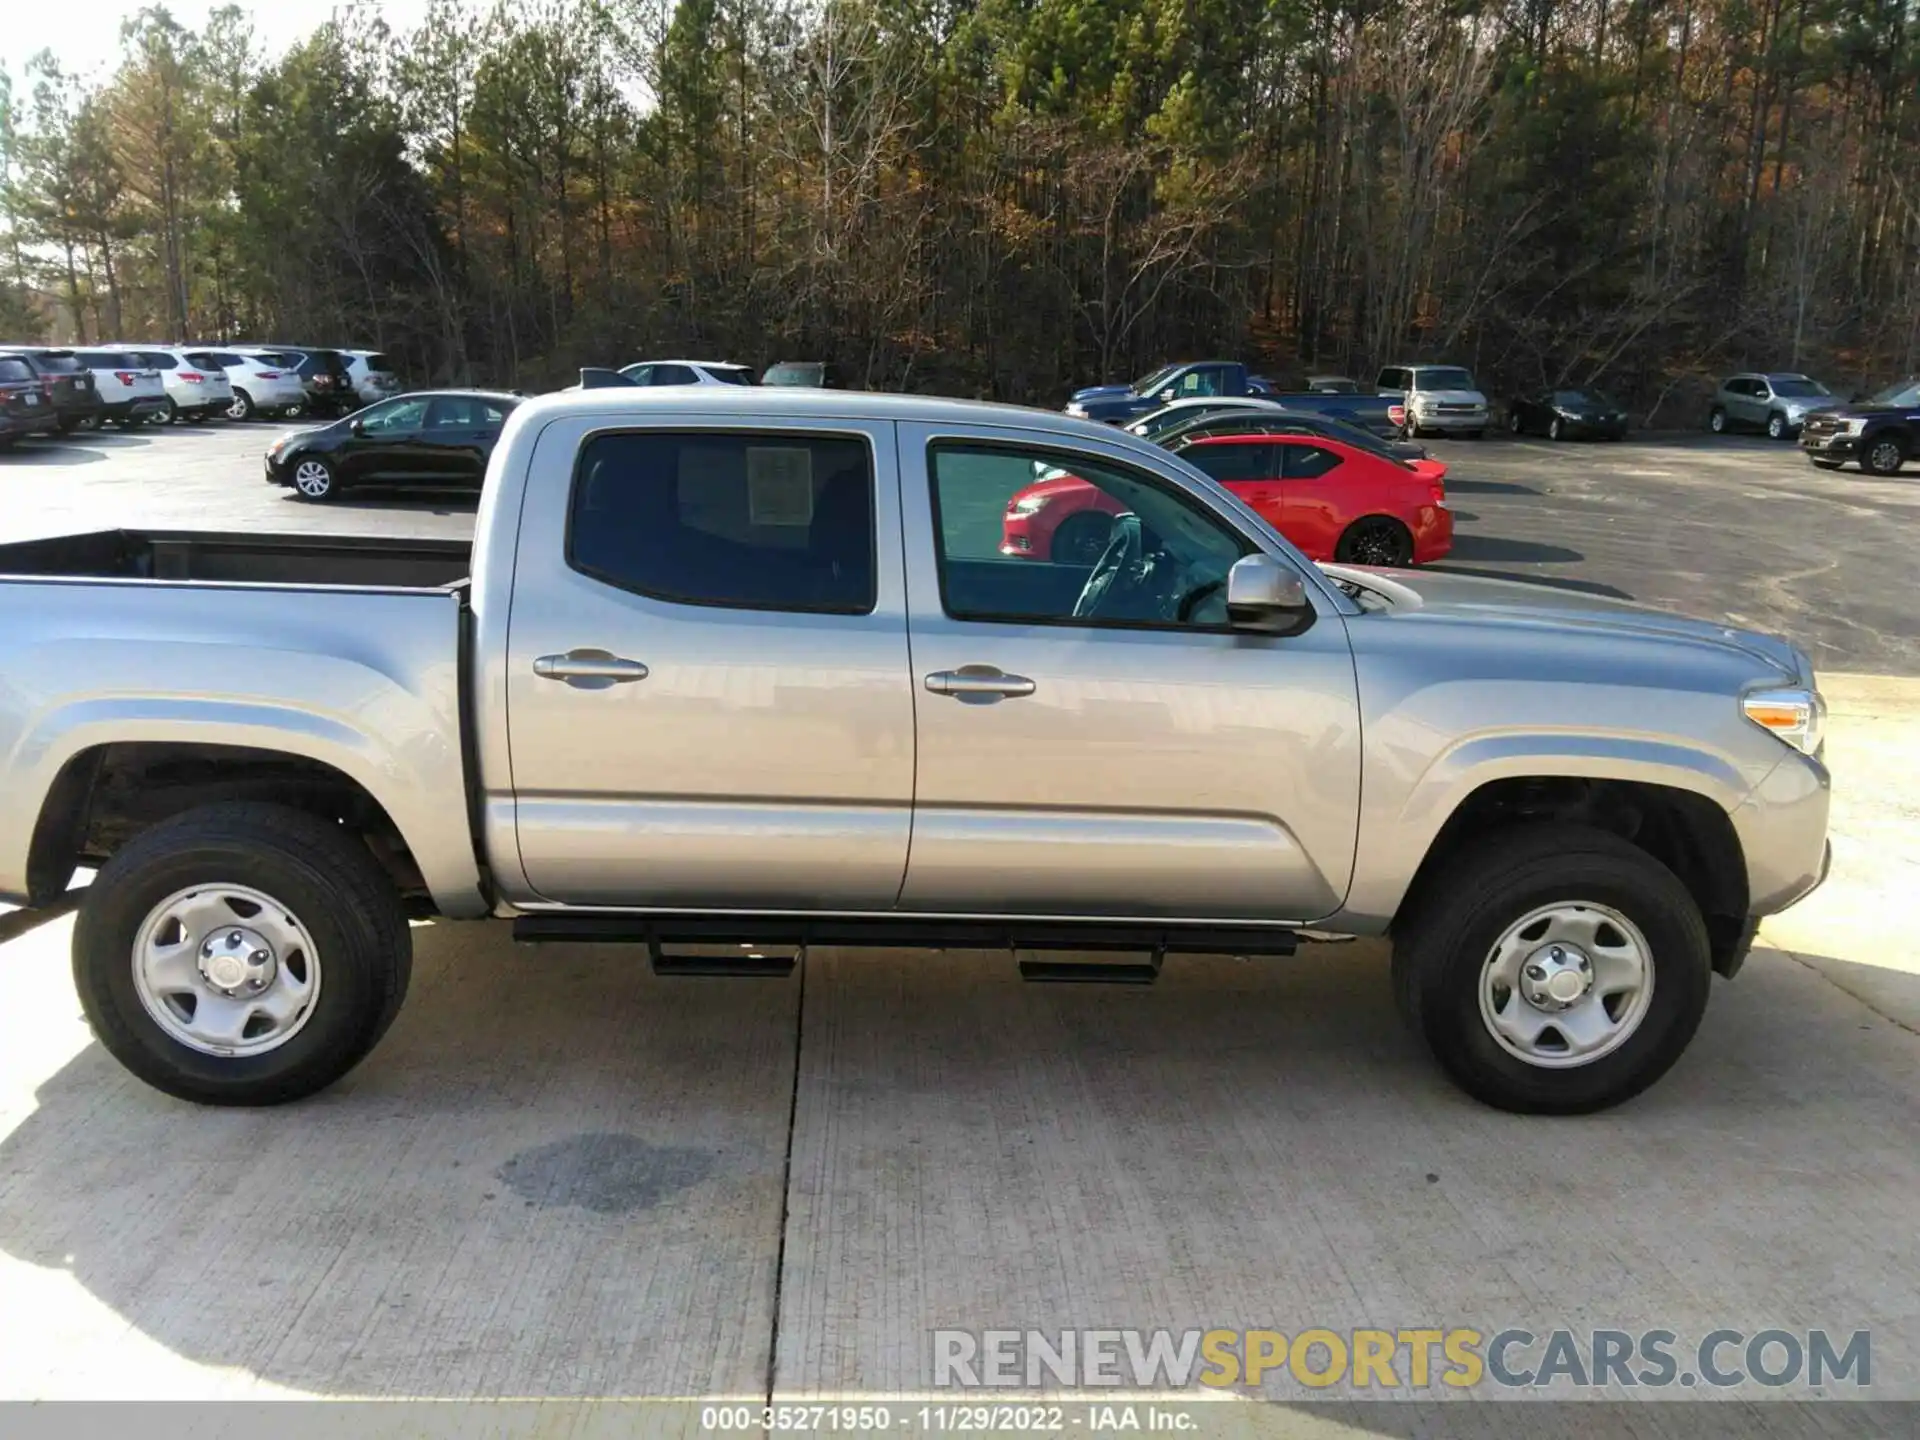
[2,0,433,87]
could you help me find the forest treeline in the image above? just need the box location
[1,0,1916,417]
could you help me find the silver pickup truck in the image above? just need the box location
[0,390,1830,1113]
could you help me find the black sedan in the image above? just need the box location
[264,390,521,501]
[1506,387,1628,440]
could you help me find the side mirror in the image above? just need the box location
[348,417,366,435]
[1159,388,1176,403]
[1226,554,1313,635]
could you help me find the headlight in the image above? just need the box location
[1008,494,1052,517]
[1742,686,1825,755]
[1839,417,1867,434]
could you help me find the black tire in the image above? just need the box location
[1506,410,1523,434]
[1052,511,1115,566]
[1548,418,1565,441]
[159,397,179,425]
[55,416,77,435]
[290,454,338,501]
[1860,435,1905,476]
[1391,825,1711,1114]
[1334,516,1415,567]
[1766,412,1788,441]
[228,388,255,421]
[1465,428,1485,440]
[1708,407,1727,434]
[72,802,412,1106]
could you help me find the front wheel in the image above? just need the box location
[1506,410,1523,434]
[228,388,255,421]
[1335,516,1414,567]
[290,455,337,500]
[1708,407,1727,434]
[1392,825,1711,1114]
[71,803,412,1106]
[1548,418,1565,441]
[1861,436,1905,476]
[1766,412,1789,440]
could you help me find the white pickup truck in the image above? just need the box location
[0,390,1830,1113]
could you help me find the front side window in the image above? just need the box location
[569,430,875,614]
[931,443,1249,628]
[359,397,430,433]
[651,364,697,386]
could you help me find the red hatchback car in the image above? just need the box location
[1000,434,1452,568]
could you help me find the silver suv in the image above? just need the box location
[1375,364,1491,438]
[1711,373,1835,440]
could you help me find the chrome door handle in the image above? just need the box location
[924,667,1036,699]
[533,650,650,684]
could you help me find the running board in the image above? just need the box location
[511,913,1297,982]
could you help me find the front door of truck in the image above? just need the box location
[893,423,1361,921]
[502,414,915,909]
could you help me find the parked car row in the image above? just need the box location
[0,343,404,450]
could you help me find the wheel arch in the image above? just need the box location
[1392,776,1750,977]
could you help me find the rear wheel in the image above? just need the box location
[159,397,179,425]
[1708,407,1727,434]
[1051,511,1115,566]
[1506,410,1523,434]
[1334,516,1414,567]
[228,388,255,421]
[291,455,337,500]
[1391,825,1711,1114]
[72,802,412,1106]
[1861,436,1906,476]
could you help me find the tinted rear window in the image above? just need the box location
[73,351,138,367]
[363,353,396,371]
[710,367,754,386]
[568,430,875,614]
[0,358,32,381]
[136,352,179,369]
[34,352,86,372]
[183,352,226,369]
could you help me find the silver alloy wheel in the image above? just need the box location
[1477,901,1654,1069]
[227,390,252,420]
[293,459,332,497]
[132,884,323,1057]
[1867,439,1903,474]
[1767,414,1786,439]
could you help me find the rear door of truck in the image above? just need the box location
[499,411,915,909]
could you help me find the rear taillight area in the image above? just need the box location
[114,371,138,386]
[179,372,205,383]
[1389,404,1407,427]
[258,371,281,380]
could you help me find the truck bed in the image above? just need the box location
[0,529,471,590]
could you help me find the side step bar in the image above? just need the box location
[511,912,1298,983]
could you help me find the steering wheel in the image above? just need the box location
[1071,513,1143,619]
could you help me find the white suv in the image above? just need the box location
[120,347,235,423]
[617,359,755,387]
[344,350,404,405]
[184,349,308,420]
[68,349,170,428]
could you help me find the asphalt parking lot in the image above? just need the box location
[1,421,1916,1427]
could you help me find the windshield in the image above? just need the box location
[1770,377,1830,398]
[1131,363,1180,395]
[1865,380,1920,406]
[763,362,825,386]
[1554,389,1618,408]
[1413,367,1476,391]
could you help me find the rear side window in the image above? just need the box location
[137,351,179,370]
[650,364,696,385]
[569,431,876,614]
[183,352,224,369]
[710,367,753,386]
[73,351,131,367]
[1281,444,1343,480]
[364,353,396,371]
